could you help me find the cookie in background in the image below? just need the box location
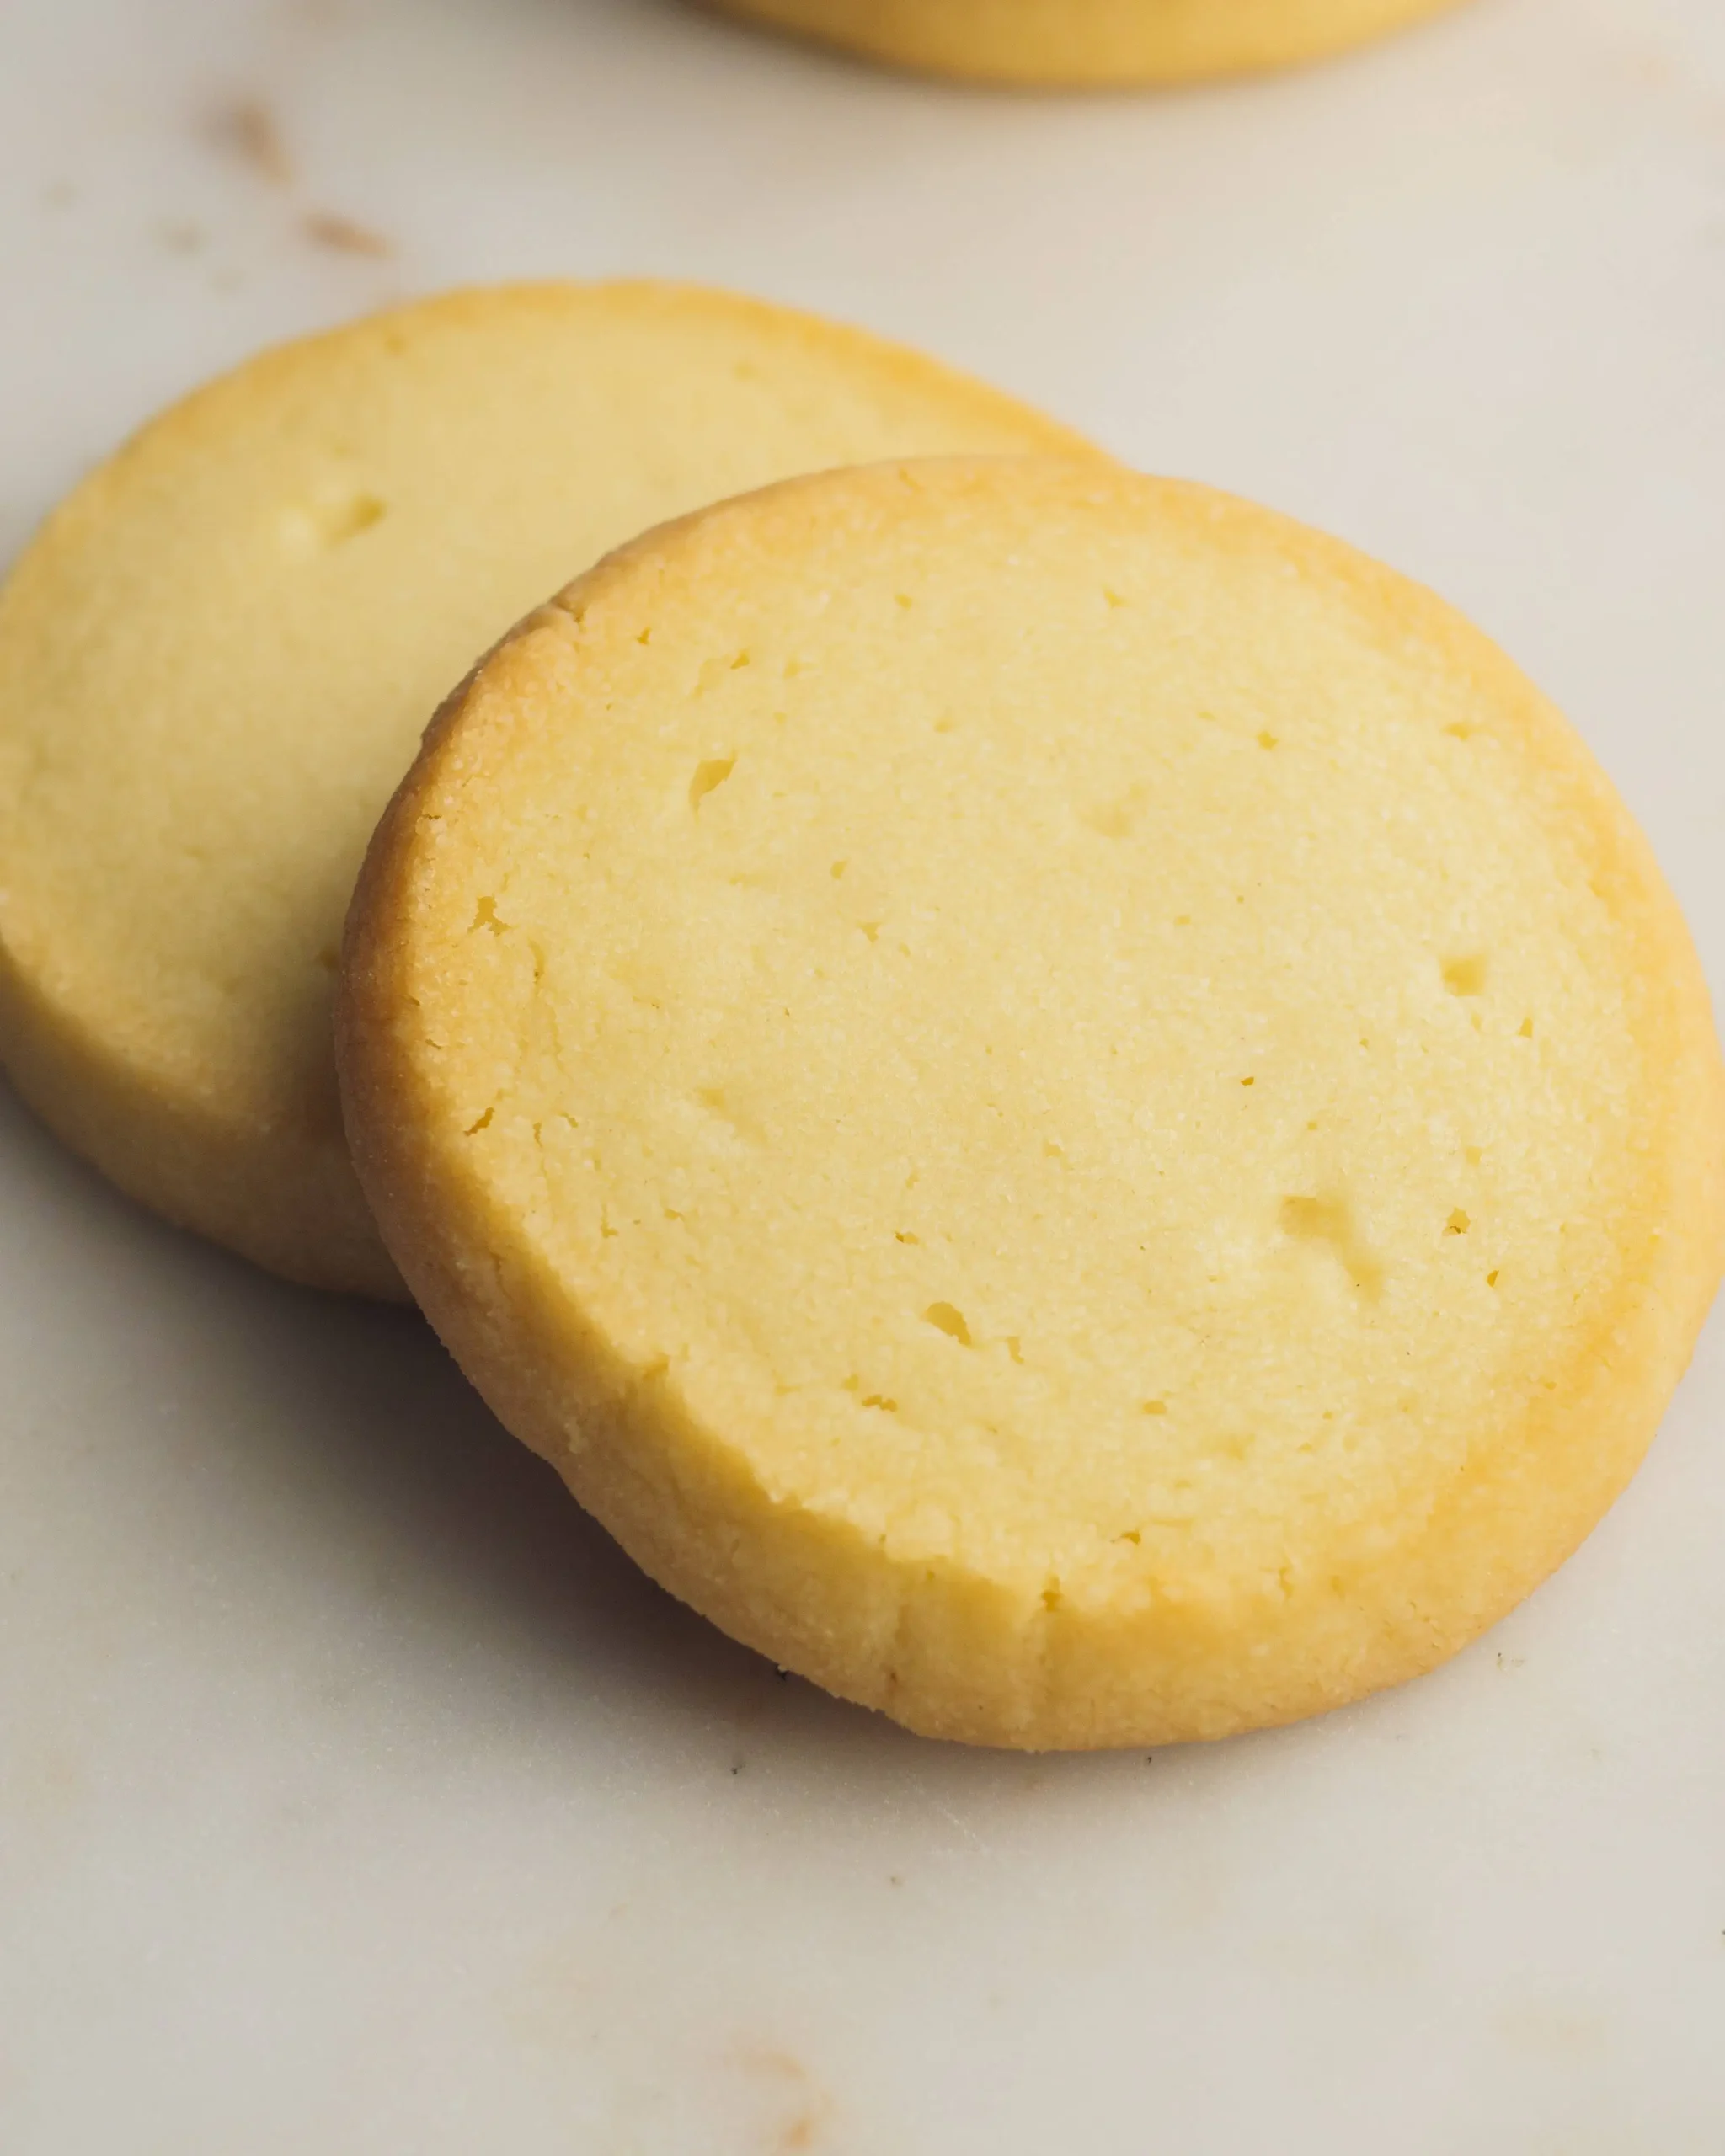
[706,0,1469,87]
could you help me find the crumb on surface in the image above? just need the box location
[304,210,393,258]
[206,97,294,187]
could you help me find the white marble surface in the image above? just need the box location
[3,0,1725,2148]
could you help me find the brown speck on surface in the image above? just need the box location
[207,97,294,186]
[156,217,206,254]
[41,179,77,209]
[731,2044,833,2152]
[304,210,393,258]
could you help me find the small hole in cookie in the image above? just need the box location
[282,490,386,552]
[1257,732,1278,750]
[690,757,735,809]
[1487,1270,1500,1287]
[1280,1193,1383,1299]
[923,1302,974,1347]
[471,896,505,936]
[1445,1209,1471,1235]
[1442,955,1487,997]
[842,1378,893,1411]
[1141,1400,1167,1416]
[325,492,385,542]
[1519,1017,1535,1039]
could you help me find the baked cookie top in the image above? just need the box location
[341,456,1725,1747]
[0,282,1088,1296]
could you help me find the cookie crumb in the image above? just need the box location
[304,211,393,258]
[207,98,293,187]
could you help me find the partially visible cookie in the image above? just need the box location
[710,0,1465,84]
[339,456,1725,1749]
[0,283,1091,1296]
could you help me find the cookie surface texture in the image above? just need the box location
[710,0,1466,86]
[340,457,1725,1748]
[0,283,1087,1296]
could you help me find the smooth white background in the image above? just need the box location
[3,1,1723,2148]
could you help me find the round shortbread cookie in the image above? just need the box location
[339,457,1725,1749]
[0,284,1089,1297]
[708,0,1466,87]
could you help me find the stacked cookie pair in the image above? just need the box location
[2,282,1720,1750]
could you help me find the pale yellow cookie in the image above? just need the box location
[0,284,1090,1296]
[339,457,1725,1748]
[709,0,1466,87]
